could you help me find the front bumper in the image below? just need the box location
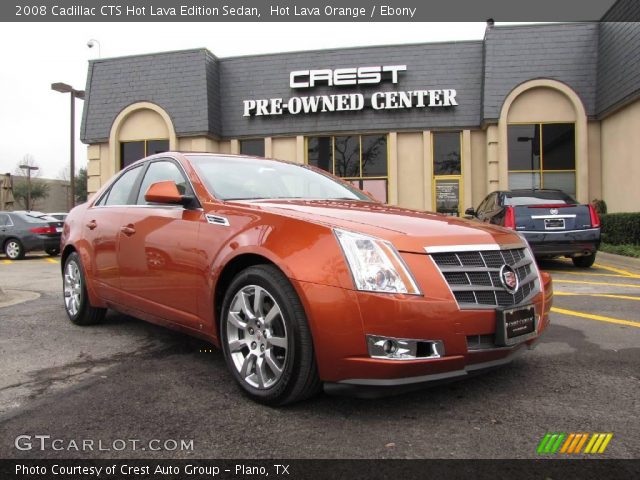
[519,228,600,257]
[324,341,535,397]
[295,264,552,392]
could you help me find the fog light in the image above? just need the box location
[367,335,445,360]
[382,340,397,355]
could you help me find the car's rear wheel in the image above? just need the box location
[220,265,320,406]
[63,252,106,325]
[46,247,60,256]
[4,239,25,260]
[572,252,596,268]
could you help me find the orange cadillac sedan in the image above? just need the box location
[61,153,552,405]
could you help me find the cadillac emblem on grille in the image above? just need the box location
[499,264,519,294]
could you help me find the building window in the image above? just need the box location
[240,139,265,157]
[306,134,388,203]
[508,123,576,196]
[433,132,461,175]
[120,139,169,169]
[432,132,462,216]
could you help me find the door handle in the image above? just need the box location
[86,220,97,230]
[120,225,136,236]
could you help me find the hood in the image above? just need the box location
[233,199,524,253]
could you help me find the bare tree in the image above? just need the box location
[13,155,48,210]
[58,165,70,182]
[14,154,42,178]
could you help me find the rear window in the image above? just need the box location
[14,213,49,223]
[504,191,576,206]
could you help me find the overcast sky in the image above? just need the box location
[1,21,541,178]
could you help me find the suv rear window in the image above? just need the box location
[504,190,576,206]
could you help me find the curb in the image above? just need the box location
[596,251,640,273]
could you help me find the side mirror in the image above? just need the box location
[464,207,476,217]
[144,181,193,207]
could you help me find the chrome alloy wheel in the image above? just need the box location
[5,241,20,259]
[226,285,288,389]
[64,259,82,317]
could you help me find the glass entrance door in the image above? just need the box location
[432,132,463,216]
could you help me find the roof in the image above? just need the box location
[80,10,640,143]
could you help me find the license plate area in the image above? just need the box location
[495,304,537,346]
[544,218,565,230]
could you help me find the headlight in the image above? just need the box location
[334,229,421,295]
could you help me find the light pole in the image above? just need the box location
[87,39,101,58]
[51,83,85,209]
[18,164,39,211]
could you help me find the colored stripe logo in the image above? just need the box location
[537,433,613,454]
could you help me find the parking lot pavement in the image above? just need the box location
[0,252,638,459]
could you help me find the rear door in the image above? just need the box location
[116,158,203,328]
[83,164,145,301]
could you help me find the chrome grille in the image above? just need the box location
[431,247,539,309]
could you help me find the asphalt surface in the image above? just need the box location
[0,252,638,459]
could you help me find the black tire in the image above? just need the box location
[572,252,596,268]
[62,252,106,326]
[220,265,321,406]
[4,238,25,260]
[46,247,60,256]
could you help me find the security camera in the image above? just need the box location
[87,40,95,48]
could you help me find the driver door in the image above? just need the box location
[117,158,204,328]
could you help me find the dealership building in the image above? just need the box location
[81,1,639,213]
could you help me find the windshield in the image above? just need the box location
[504,190,576,206]
[188,155,372,202]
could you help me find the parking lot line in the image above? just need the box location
[592,263,640,279]
[2,259,12,264]
[46,258,59,264]
[551,307,640,328]
[545,270,629,278]
[554,292,640,301]
[554,279,640,289]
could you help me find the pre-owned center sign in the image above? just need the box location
[242,65,458,117]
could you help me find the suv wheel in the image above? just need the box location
[4,239,25,260]
[572,252,596,268]
[63,252,106,325]
[220,265,320,406]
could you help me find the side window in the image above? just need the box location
[485,194,497,212]
[0,214,9,226]
[136,160,191,205]
[103,166,143,206]
[476,197,489,215]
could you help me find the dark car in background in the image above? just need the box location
[0,211,63,259]
[466,189,600,268]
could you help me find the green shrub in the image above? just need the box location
[591,198,607,215]
[600,213,640,245]
[600,243,640,258]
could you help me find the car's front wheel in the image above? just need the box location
[63,252,106,325]
[220,265,320,405]
[572,252,596,268]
